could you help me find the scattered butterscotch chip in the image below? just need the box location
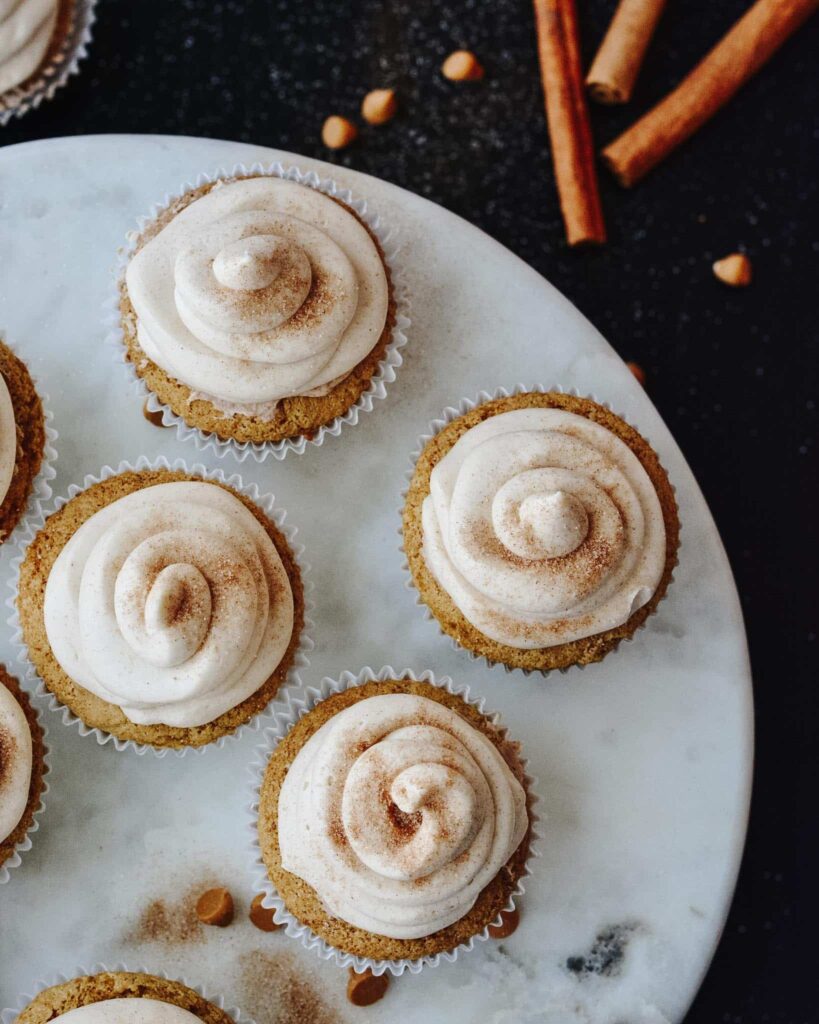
[249,893,281,932]
[361,88,397,125]
[626,361,646,387]
[712,253,752,287]
[321,115,358,150]
[346,967,389,1007]
[195,887,234,927]
[488,906,520,939]
[142,400,166,428]
[442,49,484,81]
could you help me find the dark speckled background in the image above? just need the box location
[3,0,817,1019]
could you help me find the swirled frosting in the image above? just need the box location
[0,373,16,508]
[0,682,32,844]
[43,480,294,728]
[421,407,667,648]
[278,692,528,939]
[125,177,390,410]
[54,999,204,1024]
[0,0,58,94]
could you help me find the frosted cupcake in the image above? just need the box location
[256,675,533,964]
[16,467,306,749]
[403,391,680,672]
[0,0,94,124]
[0,338,48,544]
[13,971,242,1024]
[0,666,47,878]
[119,173,398,447]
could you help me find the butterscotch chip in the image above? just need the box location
[249,893,281,932]
[361,88,397,125]
[321,115,358,149]
[626,361,646,386]
[442,50,484,81]
[488,906,520,939]
[713,252,752,287]
[346,968,389,1007]
[195,887,234,927]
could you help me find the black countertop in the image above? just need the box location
[3,1,816,1019]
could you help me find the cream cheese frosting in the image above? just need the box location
[43,480,294,728]
[0,682,32,844]
[421,407,667,649]
[53,999,204,1024]
[278,692,528,939]
[125,177,390,410]
[0,0,58,94]
[0,373,16,508]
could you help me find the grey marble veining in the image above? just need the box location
[0,136,752,1023]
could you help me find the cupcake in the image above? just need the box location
[15,465,306,750]
[0,0,95,125]
[0,338,48,544]
[403,391,680,672]
[256,672,533,967]
[12,971,243,1024]
[0,666,47,879]
[119,171,400,450]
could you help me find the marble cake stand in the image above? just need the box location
[0,136,752,1023]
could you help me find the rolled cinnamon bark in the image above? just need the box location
[602,0,818,186]
[586,0,667,104]
[533,0,607,245]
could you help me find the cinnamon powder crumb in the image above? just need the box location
[238,950,340,1024]
[0,726,15,786]
[125,879,223,945]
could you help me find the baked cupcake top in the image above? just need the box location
[44,1001,204,1024]
[0,0,59,94]
[278,691,528,940]
[125,176,390,411]
[0,372,16,507]
[421,405,667,649]
[42,479,294,728]
[0,680,33,845]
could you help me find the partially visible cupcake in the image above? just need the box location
[0,0,95,125]
[402,391,680,672]
[0,666,47,879]
[16,466,306,750]
[119,172,399,449]
[257,674,533,966]
[13,971,241,1024]
[0,338,47,544]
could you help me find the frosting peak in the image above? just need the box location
[126,178,388,408]
[278,692,528,939]
[0,0,58,94]
[43,480,295,728]
[421,407,667,647]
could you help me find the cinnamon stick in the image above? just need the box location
[602,0,818,186]
[533,0,606,245]
[586,0,666,104]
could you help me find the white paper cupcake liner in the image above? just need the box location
[103,161,411,463]
[1,965,256,1024]
[0,683,49,885]
[0,0,97,126]
[247,664,541,977]
[0,331,59,543]
[400,384,680,676]
[5,454,315,758]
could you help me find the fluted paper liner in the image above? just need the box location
[6,455,314,758]
[0,0,96,126]
[247,664,541,976]
[400,384,680,676]
[0,331,59,543]
[0,688,49,885]
[104,161,411,463]
[1,966,255,1024]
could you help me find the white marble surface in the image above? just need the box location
[0,135,752,1023]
